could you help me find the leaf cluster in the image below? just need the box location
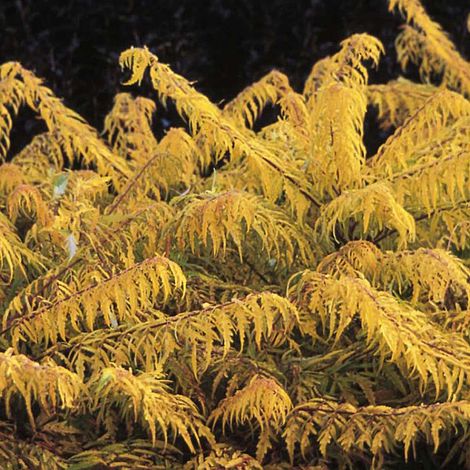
[0,1,470,468]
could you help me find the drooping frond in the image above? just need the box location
[210,374,292,461]
[0,349,83,428]
[64,292,300,377]
[389,0,470,96]
[156,127,207,185]
[118,47,318,220]
[285,398,470,468]
[307,83,367,196]
[316,241,470,307]
[1,260,84,339]
[316,240,383,280]
[5,173,105,261]
[315,183,416,248]
[368,89,470,177]
[381,247,470,306]
[2,63,130,186]
[12,132,64,180]
[277,91,311,154]
[0,63,24,160]
[108,127,205,211]
[387,146,470,217]
[210,374,292,434]
[0,163,26,196]
[119,47,231,141]
[223,70,292,128]
[289,271,470,398]
[375,196,469,252]
[302,35,383,198]
[112,200,175,258]
[88,367,214,451]
[119,47,236,155]
[427,200,470,250]
[0,212,44,282]
[164,190,314,264]
[4,255,186,346]
[365,90,470,222]
[367,78,437,129]
[303,33,384,98]
[7,184,53,227]
[104,92,158,164]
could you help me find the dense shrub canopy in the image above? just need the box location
[0,0,470,468]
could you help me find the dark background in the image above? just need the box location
[0,0,469,141]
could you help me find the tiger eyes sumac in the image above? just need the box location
[0,0,469,468]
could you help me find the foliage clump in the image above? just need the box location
[0,0,470,468]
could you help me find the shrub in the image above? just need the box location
[0,0,470,468]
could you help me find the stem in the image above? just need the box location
[107,151,168,214]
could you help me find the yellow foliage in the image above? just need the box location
[285,399,470,468]
[4,254,186,346]
[104,92,157,164]
[0,212,43,282]
[317,241,470,307]
[8,184,53,227]
[316,240,383,280]
[64,292,300,378]
[303,33,383,98]
[12,132,64,180]
[368,89,470,177]
[389,0,470,96]
[380,248,470,306]
[0,63,23,160]
[119,46,317,221]
[290,271,470,398]
[0,62,130,186]
[88,367,213,451]
[166,190,314,264]
[210,374,292,461]
[212,375,291,432]
[0,349,83,428]
[223,70,292,128]
[308,83,367,196]
[0,3,470,467]
[367,78,437,129]
[0,163,26,196]
[108,127,205,209]
[316,183,416,248]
